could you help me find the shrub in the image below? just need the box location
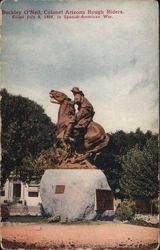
[116,200,136,221]
[60,217,68,224]
[47,215,60,223]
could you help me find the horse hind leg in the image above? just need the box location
[84,134,109,152]
[84,135,103,151]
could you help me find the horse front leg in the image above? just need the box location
[53,139,63,165]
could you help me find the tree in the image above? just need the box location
[1,89,56,184]
[33,141,68,181]
[119,137,158,203]
[94,129,156,198]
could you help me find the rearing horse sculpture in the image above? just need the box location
[50,90,109,158]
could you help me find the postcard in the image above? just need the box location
[0,0,159,249]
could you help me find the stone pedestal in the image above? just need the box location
[40,169,114,221]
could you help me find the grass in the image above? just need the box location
[6,215,48,223]
[6,216,113,225]
[5,215,158,227]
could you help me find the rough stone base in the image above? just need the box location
[40,169,114,221]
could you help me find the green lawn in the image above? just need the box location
[6,216,111,225]
[6,216,48,223]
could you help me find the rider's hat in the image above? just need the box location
[71,87,83,94]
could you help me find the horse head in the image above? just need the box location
[50,90,68,104]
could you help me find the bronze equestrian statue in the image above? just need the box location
[49,88,109,167]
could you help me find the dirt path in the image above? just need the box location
[1,222,159,249]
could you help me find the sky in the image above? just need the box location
[1,0,159,133]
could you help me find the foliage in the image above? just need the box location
[47,215,60,223]
[33,148,57,180]
[47,215,68,223]
[116,200,136,221]
[33,140,68,179]
[1,89,56,184]
[119,137,158,202]
[94,129,157,198]
[60,217,68,224]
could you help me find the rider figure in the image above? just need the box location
[64,87,95,138]
[63,98,76,140]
